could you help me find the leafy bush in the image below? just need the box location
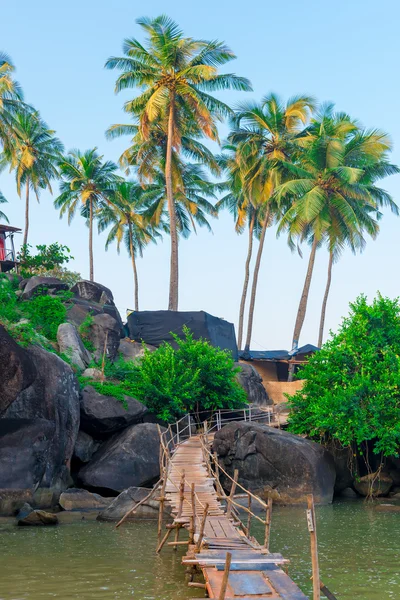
[22,295,67,341]
[124,327,246,422]
[17,243,76,279]
[79,313,95,351]
[0,277,19,323]
[288,294,400,458]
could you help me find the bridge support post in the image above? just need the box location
[307,494,321,600]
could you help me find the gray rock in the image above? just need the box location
[118,339,156,361]
[80,386,147,436]
[235,362,272,406]
[354,473,393,497]
[21,276,68,300]
[98,486,162,521]
[57,322,92,370]
[73,431,100,463]
[0,325,36,415]
[86,313,121,362]
[3,346,80,493]
[67,298,103,328]
[79,423,162,493]
[340,487,358,499]
[17,504,58,526]
[59,488,113,511]
[82,368,103,381]
[213,422,336,505]
[70,280,123,332]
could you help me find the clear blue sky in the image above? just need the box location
[1,0,400,349]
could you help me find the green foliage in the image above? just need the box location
[288,294,400,457]
[78,376,129,409]
[124,327,246,422]
[0,277,19,322]
[18,243,74,279]
[22,295,67,341]
[78,313,95,352]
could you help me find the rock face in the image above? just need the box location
[2,346,80,494]
[70,280,123,332]
[86,314,121,362]
[59,488,112,511]
[118,339,156,361]
[354,472,393,497]
[80,386,147,436]
[79,423,161,493]
[213,422,336,505]
[73,431,100,463]
[17,503,58,526]
[21,276,68,300]
[0,325,36,415]
[235,363,272,406]
[98,486,161,521]
[57,322,91,370]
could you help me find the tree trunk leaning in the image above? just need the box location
[23,179,30,248]
[89,198,94,282]
[129,221,139,312]
[237,213,255,351]
[244,208,270,353]
[166,96,179,311]
[288,237,318,381]
[317,250,333,348]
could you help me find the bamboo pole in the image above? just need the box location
[246,494,252,537]
[195,502,209,553]
[307,494,320,600]
[218,551,232,600]
[320,582,338,600]
[226,469,239,519]
[156,526,174,553]
[157,470,168,544]
[189,483,196,544]
[264,497,273,551]
[116,481,161,528]
[173,469,185,551]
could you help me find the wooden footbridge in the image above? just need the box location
[117,408,336,600]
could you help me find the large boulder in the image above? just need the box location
[21,276,68,300]
[59,488,112,511]
[2,346,80,495]
[79,423,162,493]
[213,422,336,505]
[70,280,123,332]
[235,363,272,406]
[118,339,156,361]
[73,431,100,463]
[86,314,121,362]
[0,325,36,415]
[57,322,92,370]
[98,486,162,521]
[80,386,147,436]
[354,472,393,497]
[16,503,58,526]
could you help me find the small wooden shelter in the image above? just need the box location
[0,224,21,273]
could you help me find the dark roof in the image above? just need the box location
[0,224,22,233]
[239,344,319,361]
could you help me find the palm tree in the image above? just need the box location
[55,149,119,281]
[105,15,252,310]
[4,110,63,246]
[0,52,24,155]
[229,94,315,353]
[0,191,8,222]
[97,181,160,310]
[275,109,399,375]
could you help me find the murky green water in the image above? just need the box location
[0,500,399,599]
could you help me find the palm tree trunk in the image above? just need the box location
[288,236,318,381]
[237,212,255,350]
[318,249,333,348]
[128,221,139,312]
[166,94,179,311]
[23,179,30,248]
[243,208,270,353]
[89,198,94,282]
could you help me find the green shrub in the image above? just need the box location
[288,294,400,459]
[0,277,19,323]
[79,313,95,352]
[124,327,246,422]
[18,243,75,279]
[21,295,67,341]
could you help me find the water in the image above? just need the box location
[0,500,399,599]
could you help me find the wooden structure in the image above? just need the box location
[154,418,308,599]
[0,224,20,273]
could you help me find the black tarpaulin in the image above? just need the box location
[127,310,238,360]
